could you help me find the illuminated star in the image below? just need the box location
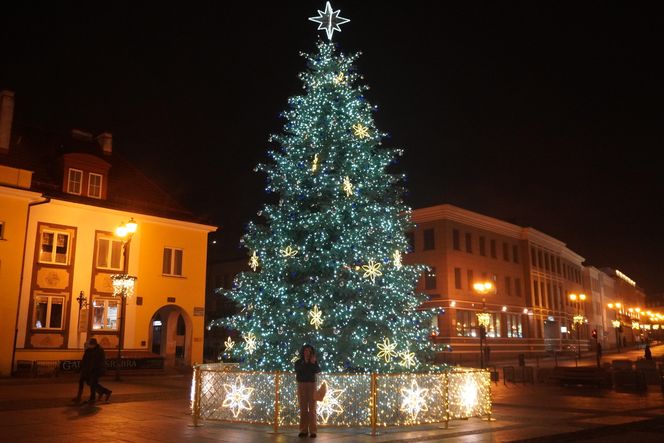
[308,305,324,329]
[308,1,350,41]
[316,381,346,424]
[342,176,353,196]
[362,260,382,283]
[400,379,429,421]
[280,245,298,258]
[377,337,398,362]
[243,332,257,354]
[399,350,416,369]
[311,153,319,172]
[249,251,259,271]
[352,123,370,139]
[392,250,402,269]
[224,337,235,352]
[222,376,254,418]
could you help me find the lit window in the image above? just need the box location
[33,295,64,329]
[96,237,123,270]
[88,173,103,198]
[163,247,183,276]
[39,229,70,264]
[67,168,82,195]
[506,314,523,338]
[91,298,119,330]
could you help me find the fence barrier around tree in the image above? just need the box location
[190,363,492,434]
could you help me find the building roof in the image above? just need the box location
[1,123,212,225]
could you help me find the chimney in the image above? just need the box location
[96,132,112,155]
[0,90,15,154]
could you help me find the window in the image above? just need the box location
[33,295,64,329]
[490,239,497,258]
[454,267,462,289]
[512,245,519,263]
[467,270,474,290]
[506,314,523,338]
[39,230,70,264]
[515,278,522,297]
[96,237,123,270]
[423,228,435,250]
[67,168,83,194]
[479,236,486,256]
[503,242,509,261]
[486,314,501,338]
[91,298,119,330]
[406,231,415,252]
[465,232,472,253]
[163,247,183,276]
[505,276,512,296]
[88,173,102,198]
[452,229,460,250]
[456,310,476,337]
[425,267,437,290]
[0,221,4,239]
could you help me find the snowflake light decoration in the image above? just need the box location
[224,337,235,352]
[308,1,350,41]
[308,305,324,329]
[352,123,370,138]
[377,337,398,362]
[316,381,346,424]
[311,153,319,172]
[399,350,416,369]
[333,72,346,85]
[392,250,402,269]
[222,376,255,418]
[400,379,429,421]
[243,332,257,354]
[342,176,353,196]
[362,260,383,283]
[249,251,259,271]
[280,245,298,258]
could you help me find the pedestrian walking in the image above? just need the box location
[72,339,91,403]
[80,338,112,404]
[294,344,320,438]
[644,344,652,360]
[596,342,602,367]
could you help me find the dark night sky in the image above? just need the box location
[2,2,663,293]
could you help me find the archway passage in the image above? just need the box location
[149,305,192,369]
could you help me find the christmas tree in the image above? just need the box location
[218,2,435,373]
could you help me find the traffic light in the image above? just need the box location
[592,329,598,339]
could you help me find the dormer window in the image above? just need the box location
[67,168,83,195]
[88,172,103,198]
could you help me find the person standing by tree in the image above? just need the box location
[295,344,320,438]
[644,344,652,360]
[81,338,112,404]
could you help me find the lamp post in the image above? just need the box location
[608,302,622,352]
[568,293,586,365]
[111,218,137,381]
[473,281,495,369]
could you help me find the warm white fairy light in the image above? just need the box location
[249,251,259,271]
[400,379,429,421]
[222,376,255,418]
[362,260,382,283]
[333,72,346,85]
[279,245,298,258]
[308,305,323,329]
[308,1,350,40]
[311,153,319,172]
[224,337,235,352]
[376,337,398,362]
[392,250,402,269]
[243,332,257,354]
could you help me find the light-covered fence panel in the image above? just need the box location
[191,364,491,432]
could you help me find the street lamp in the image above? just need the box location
[608,302,622,352]
[111,218,138,381]
[473,281,496,369]
[569,293,586,365]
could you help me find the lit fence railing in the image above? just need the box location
[191,364,492,433]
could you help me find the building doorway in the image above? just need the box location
[149,305,192,368]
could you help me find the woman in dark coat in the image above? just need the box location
[294,344,320,438]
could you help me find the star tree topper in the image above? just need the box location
[309,1,350,40]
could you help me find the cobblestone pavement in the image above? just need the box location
[0,345,662,442]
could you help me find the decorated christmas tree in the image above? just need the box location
[218,2,435,373]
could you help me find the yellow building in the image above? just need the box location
[0,90,216,376]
